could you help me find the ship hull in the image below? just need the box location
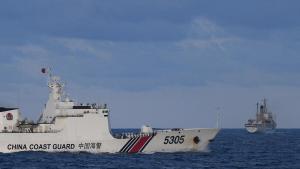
[0,128,219,153]
[245,124,276,134]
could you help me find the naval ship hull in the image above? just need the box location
[0,129,219,153]
[245,123,275,134]
[0,111,219,153]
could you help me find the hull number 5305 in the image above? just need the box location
[163,135,185,144]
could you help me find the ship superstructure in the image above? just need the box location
[245,98,277,133]
[0,69,219,153]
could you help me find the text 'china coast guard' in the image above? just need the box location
[0,68,220,153]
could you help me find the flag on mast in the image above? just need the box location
[41,68,47,74]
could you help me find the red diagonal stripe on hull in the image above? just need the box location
[128,136,151,153]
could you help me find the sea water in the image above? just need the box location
[0,129,299,169]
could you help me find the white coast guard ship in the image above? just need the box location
[0,69,219,153]
[245,98,277,133]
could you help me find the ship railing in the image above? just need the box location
[56,113,84,117]
[76,103,108,109]
[113,132,156,139]
[2,129,62,133]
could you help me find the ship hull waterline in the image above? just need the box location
[0,128,219,153]
[245,125,275,134]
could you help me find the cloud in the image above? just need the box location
[1,1,300,127]
[177,37,240,50]
[55,38,113,60]
[190,17,222,36]
[1,0,300,44]
[17,44,49,56]
[177,17,241,51]
[2,17,300,91]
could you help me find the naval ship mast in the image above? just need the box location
[38,68,74,123]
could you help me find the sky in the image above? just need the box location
[0,0,300,128]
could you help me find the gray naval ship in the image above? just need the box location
[245,98,277,133]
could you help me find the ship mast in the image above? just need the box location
[256,102,259,122]
[38,68,64,123]
[263,98,267,114]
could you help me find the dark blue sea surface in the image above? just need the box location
[0,129,299,169]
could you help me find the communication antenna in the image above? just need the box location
[216,107,221,129]
[17,87,21,108]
